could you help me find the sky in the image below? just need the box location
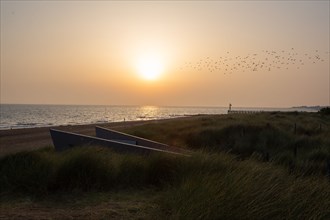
[1,1,329,107]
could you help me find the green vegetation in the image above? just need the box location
[1,112,330,219]
[160,153,330,220]
[122,112,330,177]
[0,147,182,195]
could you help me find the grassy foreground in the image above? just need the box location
[1,112,330,219]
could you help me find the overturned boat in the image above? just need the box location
[95,126,188,154]
[50,128,189,156]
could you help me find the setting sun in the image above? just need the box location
[137,55,164,81]
[1,1,329,107]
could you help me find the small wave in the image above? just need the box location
[137,115,161,119]
[136,116,167,120]
[16,122,38,126]
[169,114,183,117]
[94,120,109,123]
[0,125,12,130]
[3,122,54,130]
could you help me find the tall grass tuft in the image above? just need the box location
[160,152,330,220]
[116,154,148,188]
[0,147,184,194]
[185,123,292,159]
[146,154,181,186]
[51,147,115,191]
[0,151,54,195]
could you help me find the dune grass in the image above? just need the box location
[120,112,330,176]
[1,148,329,219]
[160,153,330,220]
[1,112,330,219]
[0,147,183,196]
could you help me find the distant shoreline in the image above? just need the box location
[0,105,228,130]
[0,104,322,131]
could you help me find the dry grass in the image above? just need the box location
[0,191,158,220]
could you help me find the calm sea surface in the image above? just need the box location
[0,104,318,130]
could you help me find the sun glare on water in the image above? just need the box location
[137,55,164,81]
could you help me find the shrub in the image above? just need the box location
[319,107,330,115]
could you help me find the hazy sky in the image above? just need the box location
[1,1,329,107]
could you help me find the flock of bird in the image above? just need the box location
[180,48,329,75]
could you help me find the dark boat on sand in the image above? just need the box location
[95,126,188,154]
[49,128,189,156]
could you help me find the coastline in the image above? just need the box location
[1,104,320,131]
[0,117,185,156]
[0,104,228,130]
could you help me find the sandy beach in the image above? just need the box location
[0,119,176,157]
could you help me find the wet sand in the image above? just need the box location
[0,119,176,156]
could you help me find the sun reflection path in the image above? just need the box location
[137,106,160,120]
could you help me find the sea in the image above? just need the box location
[0,104,320,130]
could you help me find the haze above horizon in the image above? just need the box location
[1,1,329,107]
